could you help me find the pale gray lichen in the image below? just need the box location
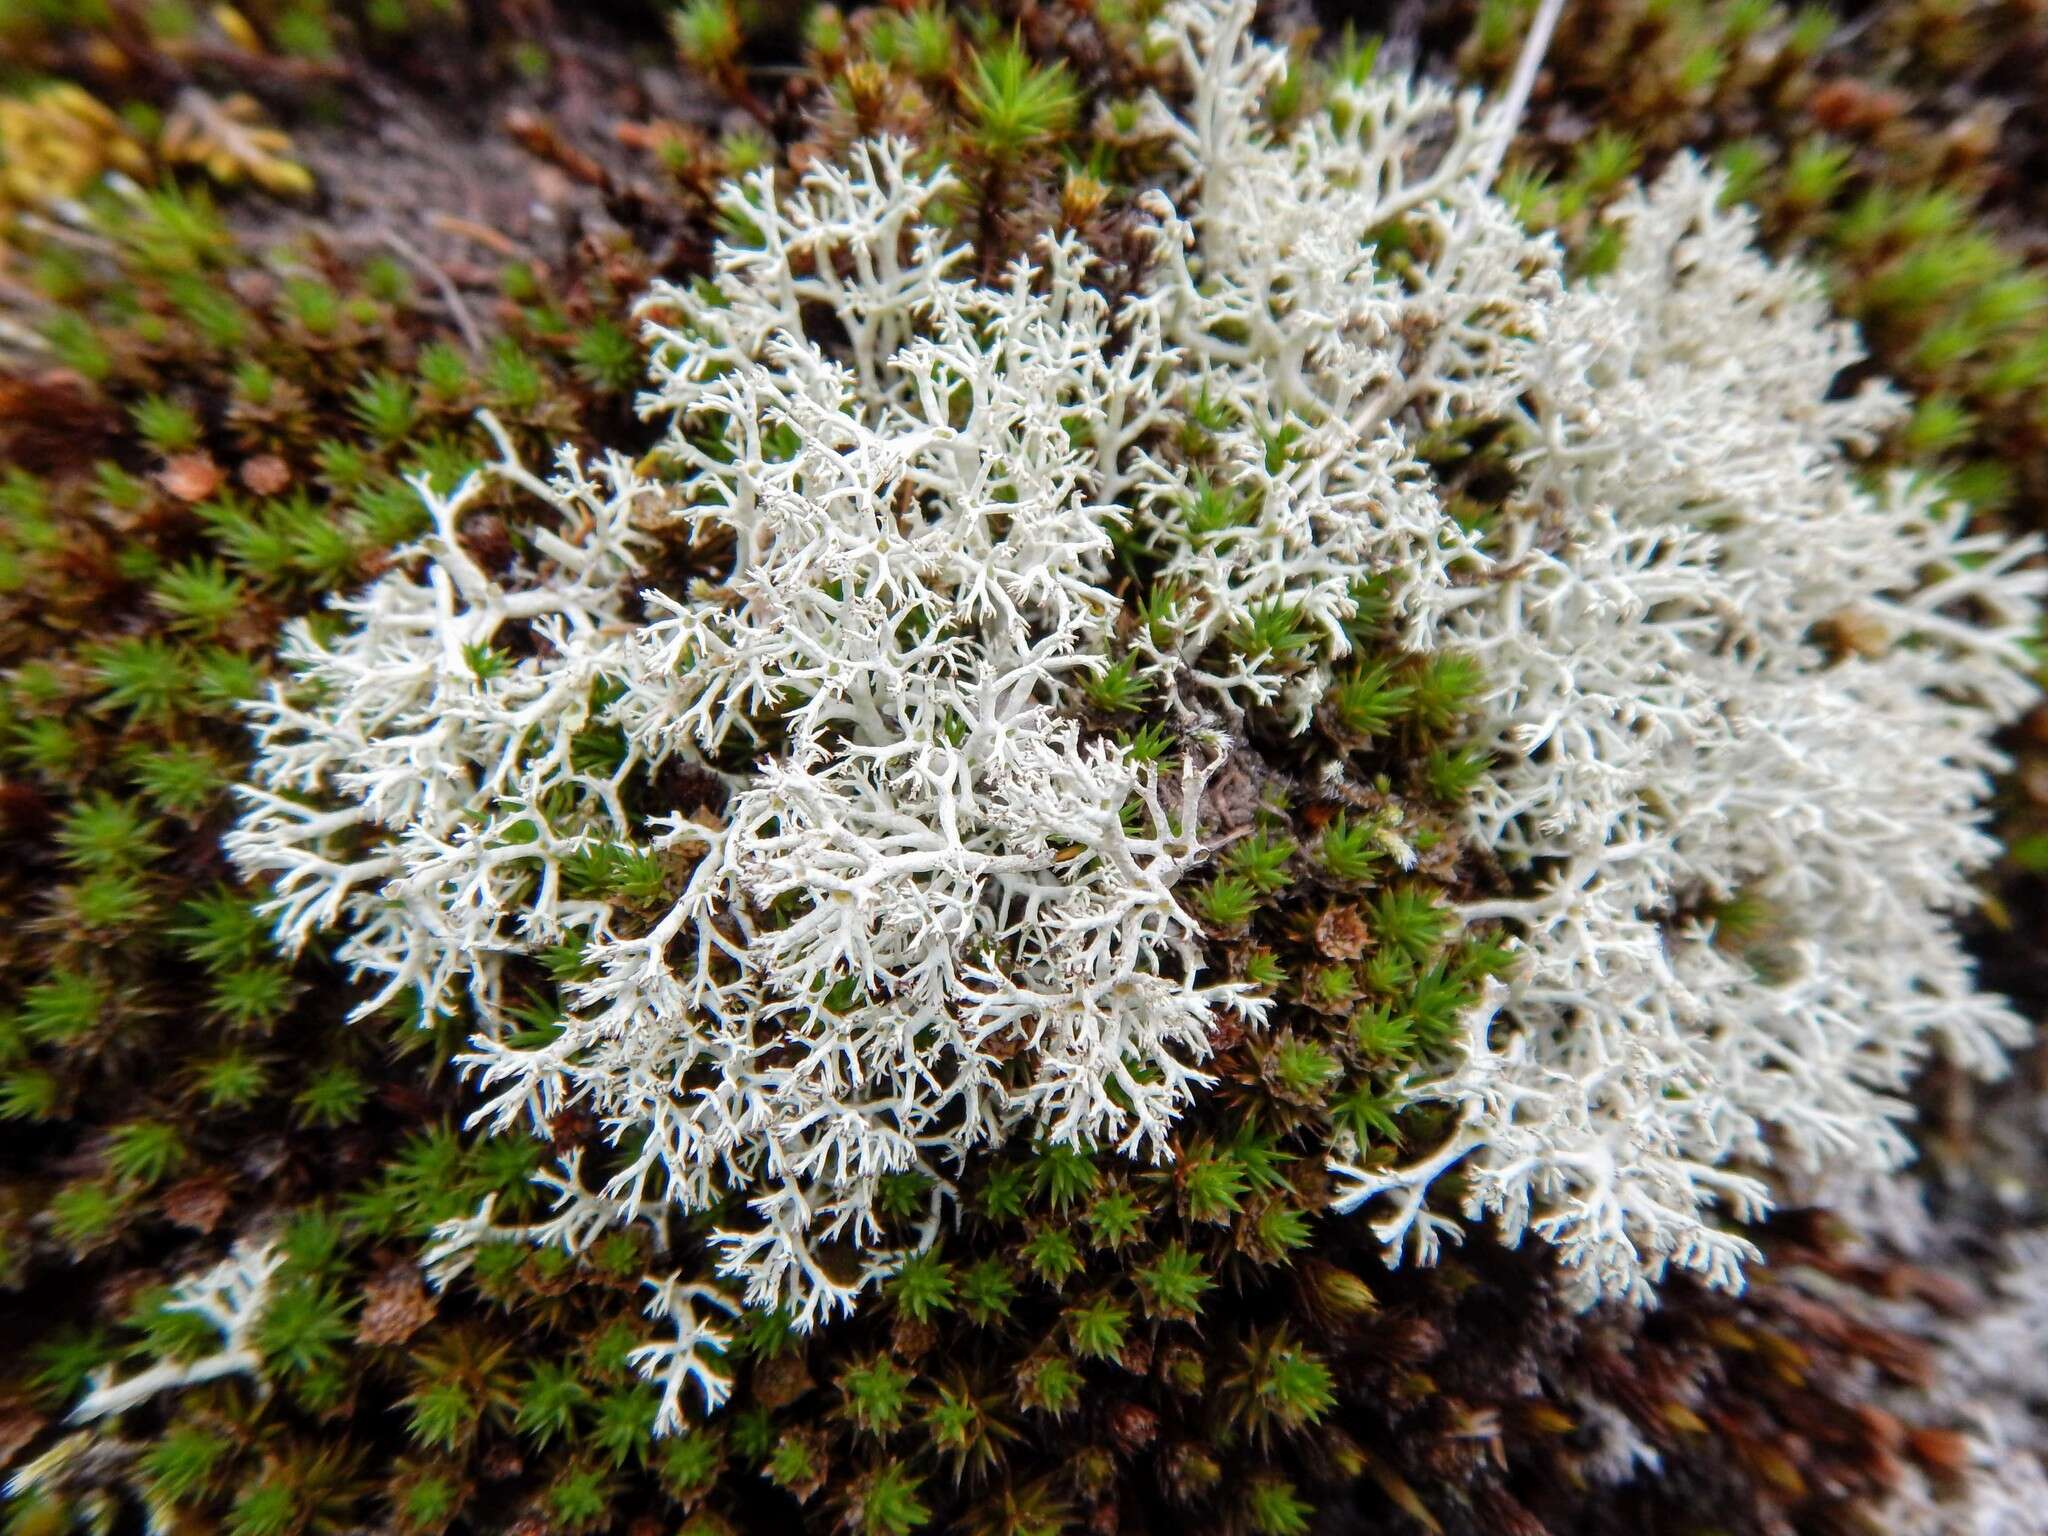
[228,0,2041,1428]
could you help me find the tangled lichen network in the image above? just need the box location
[228,0,2040,1424]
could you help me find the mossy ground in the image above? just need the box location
[1,2,2044,1533]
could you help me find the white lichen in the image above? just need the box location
[67,1239,284,1424]
[1305,121,2040,1305]
[230,141,1261,1410]
[229,0,2038,1423]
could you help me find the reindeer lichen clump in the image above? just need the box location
[227,0,2039,1433]
[229,138,1264,1421]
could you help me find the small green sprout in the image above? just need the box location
[149,561,240,644]
[58,794,160,876]
[1082,654,1151,713]
[131,394,203,455]
[1020,1226,1084,1287]
[140,1425,233,1503]
[1252,1339,1335,1427]
[766,1436,817,1492]
[1316,813,1384,883]
[194,1049,269,1110]
[1714,139,1772,209]
[1242,948,1287,990]
[174,890,270,970]
[194,646,264,710]
[1190,873,1259,929]
[49,1180,130,1248]
[959,1257,1019,1324]
[670,0,741,70]
[859,1465,931,1536]
[840,1356,914,1435]
[90,639,194,721]
[462,643,511,681]
[1187,479,1245,544]
[1329,659,1413,740]
[887,1249,956,1322]
[1065,1295,1131,1361]
[22,970,105,1045]
[0,1068,60,1121]
[1372,885,1452,960]
[1119,719,1176,764]
[874,1169,933,1222]
[1405,652,1484,732]
[1571,128,1639,197]
[1136,583,1180,645]
[1017,1354,1084,1417]
[43,311,113,379]
[1179,1148,1248,1223]
[255,1281,353,1378]
[1423,744,1490,801]
[227,1481,300,1536]
[1084,1190,1144,1250]
[1231,599,1315,661]
[517,1361,592,1448]
[485,341,547,412]
[547,1465,615,1528]
[106,1120,189,1187]
[418,340,472,402]
[1134,1242,1212,1321]
[395,1471,464,1531]
[961,38,1078,160]
[1902,396,1976,456]
[1269,1037,1339,1099]
[407,1378,483,1453]
[1332,1080,1404,1142]
[280,276,343,337]
[310,439,371,497]
[1254,1201,1314,1255]
[211,963,294,1028]
[572,319,642,393]
[1028,1141,1099,1210]
[351,370,419,445]
[1246,1476,1314,1536]
[11,717,78,777]
[28,1326,112,1405]
[1224,828,1296,892]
